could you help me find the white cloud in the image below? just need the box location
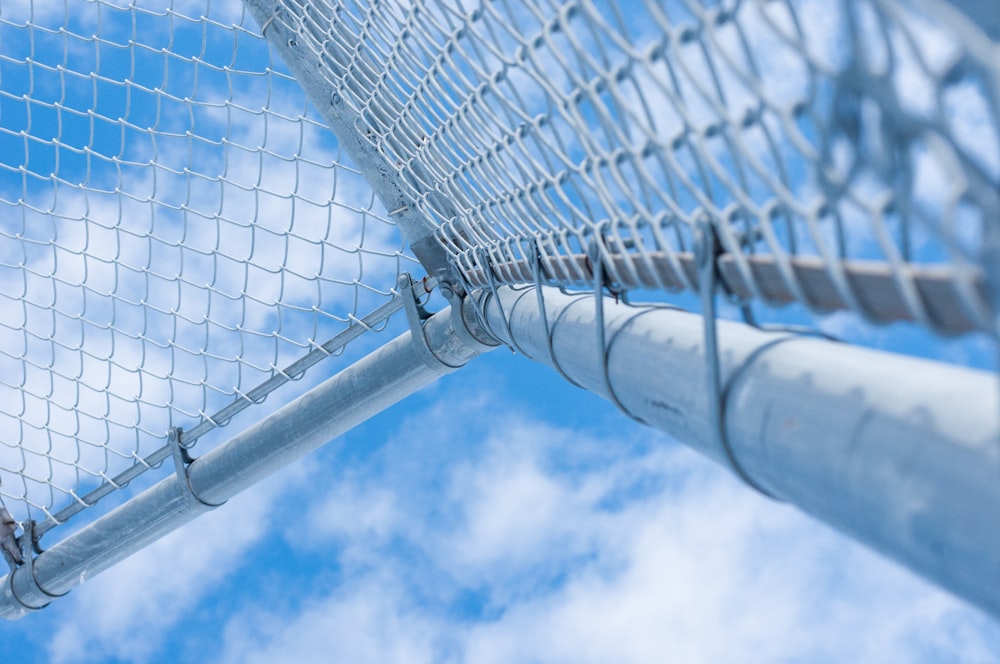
[204,393,1000,664]
[217,573,444,664]
[45,463,302,664]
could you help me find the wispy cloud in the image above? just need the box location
[43,461,305,664]
[107,377,997,664]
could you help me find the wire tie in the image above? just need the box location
[168,428,226,508]
[526,237,581,388]
[695,217,776,499]
[260,14,278,36]
[588,229,631,415]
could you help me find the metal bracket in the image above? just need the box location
[169,428,226,508]
[695,217,776,499]
[398,272,455,370]
[8,520,66,612]
[439,281,501,351]
[0,506,23,574]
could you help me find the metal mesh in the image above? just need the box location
[267,0,999,334]
[2,0,997,553]
[0,0,413,527]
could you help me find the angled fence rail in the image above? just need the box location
[0,0,997,621]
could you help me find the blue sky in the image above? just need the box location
[1,0,999,662]
[3,346,1000,662]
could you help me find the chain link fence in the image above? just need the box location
[269,0,998,332]
[0,0,415,531]
[0,0,997,597]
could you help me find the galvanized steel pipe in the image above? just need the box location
[0,302,494,620]
[477,285,1000,617]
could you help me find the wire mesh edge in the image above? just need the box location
[33,283,429,538]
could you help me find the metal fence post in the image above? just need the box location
[475,284,1000,617]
